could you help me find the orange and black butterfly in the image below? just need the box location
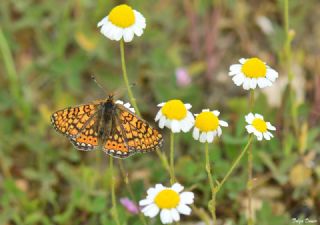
[51,94,163,158]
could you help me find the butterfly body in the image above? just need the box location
[51,95,163,158]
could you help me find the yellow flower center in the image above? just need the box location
[154,189,180,209]
[108,4,135,28]
[195,112,219,132]
[242,58,267,78]
[161,100,187,120]
[252,118,267,132]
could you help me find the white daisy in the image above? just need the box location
[115,100,135,113]
[97,4,146,42]
[245,113,276,141]
[229,57,278,90]
[155,99,194,133]
[193,109,228,143]
[139,183,194,224]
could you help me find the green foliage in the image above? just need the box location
[0,0,320,224]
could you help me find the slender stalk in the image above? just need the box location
[118,161,147,225]
[169,132,176,184]
[156,149,171,174]
[283,0,298,136]
[120,39,141,116]
[205,143,216,225]
[247,90,255,225]
[109,157,121,225]
[215,136,253,193]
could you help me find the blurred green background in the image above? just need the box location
[1,0,320,224]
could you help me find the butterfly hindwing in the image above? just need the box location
[69,114,100,151]
[116,104,163,153]
[103,114,131,158]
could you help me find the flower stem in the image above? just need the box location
[215,136,253,193]
[205,143,216,225]
[283,0,298,137]
[119,38,171,191]
[248,90,255,225]
[118,161,147,225]
[169,132,176,184]
[120,39,141,116]
[109,157,121,225]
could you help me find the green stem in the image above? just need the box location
[120,39,141,116]
[215,136,253,193]
[118,161,147,225]
[110,157,121,225]
[169,132,176,184]
[248,90,255,225]
[205,143,216,225]
[119,37,171,187]
[247,136,254,225]
[283,0,298,137]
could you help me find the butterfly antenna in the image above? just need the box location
[91,75,108,94]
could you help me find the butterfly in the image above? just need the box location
[51,94,163,158]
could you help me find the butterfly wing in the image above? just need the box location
[114,103,163,155]
[51,101,103,151]
[103,114,132,158]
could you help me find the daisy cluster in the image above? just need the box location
[97,3,279,224]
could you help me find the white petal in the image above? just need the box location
[171,208,180,222]
[217,127,222,136]
[219,120,228,127]
[160,209,173,224]
[266,68,278,82]
[232,73,245,86]
[239,58,247,64]
[143,204,159,218]
[245,113,254,124]
[250,78,257,89]
[123,28,134,42]
[180,192,195,204]
[181,119,193,133]
[199,132,207,143]
[266,131,274,138]
[157,102,165,107]
[184,103,192,110]
[207,131,214,143]
[186,111,195,122]
[245,125,255,133]
[202,109,210,112]
[254,131,263,140]
[155,184,165,191]
[229,64,242,76]
[263,132,271,140]
[266,122,276,130]
[177,204,192,215]
[212,110,220,116]
[255,113,263,119]
[159,116,166,128]
[155,110,162,121]
[115,100,124,105]
[139,198,153,206]
[97,16,108,27]
[171,183,184,193]
[123,102,131,108]
[243,78,251,90]
[192,128,200,140]
[171,120,181,133]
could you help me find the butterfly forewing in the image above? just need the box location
[51,102,102,138]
